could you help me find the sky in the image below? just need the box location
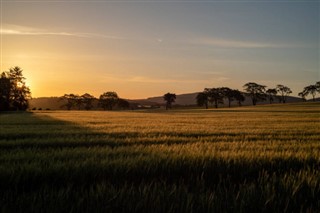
[1,0,319,99]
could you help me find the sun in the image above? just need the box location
[16,82,24,88]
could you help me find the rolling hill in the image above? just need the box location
[29,92,305,110]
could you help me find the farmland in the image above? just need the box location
[0,103,319,212]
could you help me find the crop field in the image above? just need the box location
[0,103,319,212]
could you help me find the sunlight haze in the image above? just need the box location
[1,1,319,99]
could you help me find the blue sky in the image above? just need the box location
[1,0,319,98]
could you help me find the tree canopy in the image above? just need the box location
[276,84,292,103]
[243,82,266,106]
[163,93,176,110]
[0,67,31,111]
[99,92,119,110]
[297,82,320,102]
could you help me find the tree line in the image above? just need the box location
[0,66,319,111]
[163,82,320,109]
[60,92,130,110]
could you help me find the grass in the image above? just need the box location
[0,102,319,212]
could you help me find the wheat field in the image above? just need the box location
[0,103,319,212]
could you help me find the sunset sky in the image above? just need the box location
[1,0,319,99]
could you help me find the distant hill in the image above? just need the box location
[29,93,307,110]
[29,97,62,110]
[134,92,304,107]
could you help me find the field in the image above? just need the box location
[0,103,319,212]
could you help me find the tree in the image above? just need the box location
[301,84,318,102]
[206,88,224,108]
[60,94,78,110]
[0,66,31,111]
[117,99,130,109]
[316,81,320,93]
[232,89,245,106]
[266,88,277,104]
[75,95,83,110]
[196,91,209,109]
[220,87,234,107]
[0,73,11,111]
[243,82,266,106]
[99,92,119,110]
[81,93,96,110]
[298,91,307,102]
[163,93,176,110]
[276,84,292,103]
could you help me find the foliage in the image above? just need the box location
[0,67,31,111]
[99,91,119,110]
[276,84,292,103]
[0,74,11,111]
[206,88,224,108]
[196,91,209,109]
[266,88,277,104]
[220,87,234,107]
[232,89,245,106]
[243,82,266,105]
[117,98,130,109]
[163,92,176,110]
[81,93,96,110]
[300,82,319,102]
[60,94,78,110]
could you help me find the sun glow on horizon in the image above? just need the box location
[1,1,318,99]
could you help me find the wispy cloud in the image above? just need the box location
[0,24,124,39]
[191,37,289,49]
[101,75,220,84]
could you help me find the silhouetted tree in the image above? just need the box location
[99,91,119,110]
[316,81,320,93]
[196,91,209,109]
[298,91,307,102]
[163,93,176,110]
[117,99,130,109]
[266,88,277,104]
[220,87,234,107]
[60,94,78,110]
[0,67,31,111]
[301,84,318,102]
[207,88,224,108]
[0,73,11,111]
[276,84,292,103]
[74,95,83,110]
[81,93,96,110]
[232,89,245,106]
[243,82,266,106]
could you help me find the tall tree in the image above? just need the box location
[301,84,318,102]
[316,81,320,93]
[266,88,277,104]
[0,73,11,111]
[276,84,292,103]
[81,93,96,110]
[60,94,78,110]
[232,89,245,106]
[206,88,224,108]
[196,91,209,109]
[298,91,307,102]
[243,82,266,106]
[0,67,31,111]
[99,92,119,110]
[74,95,83,110]
[163,93,176,110]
